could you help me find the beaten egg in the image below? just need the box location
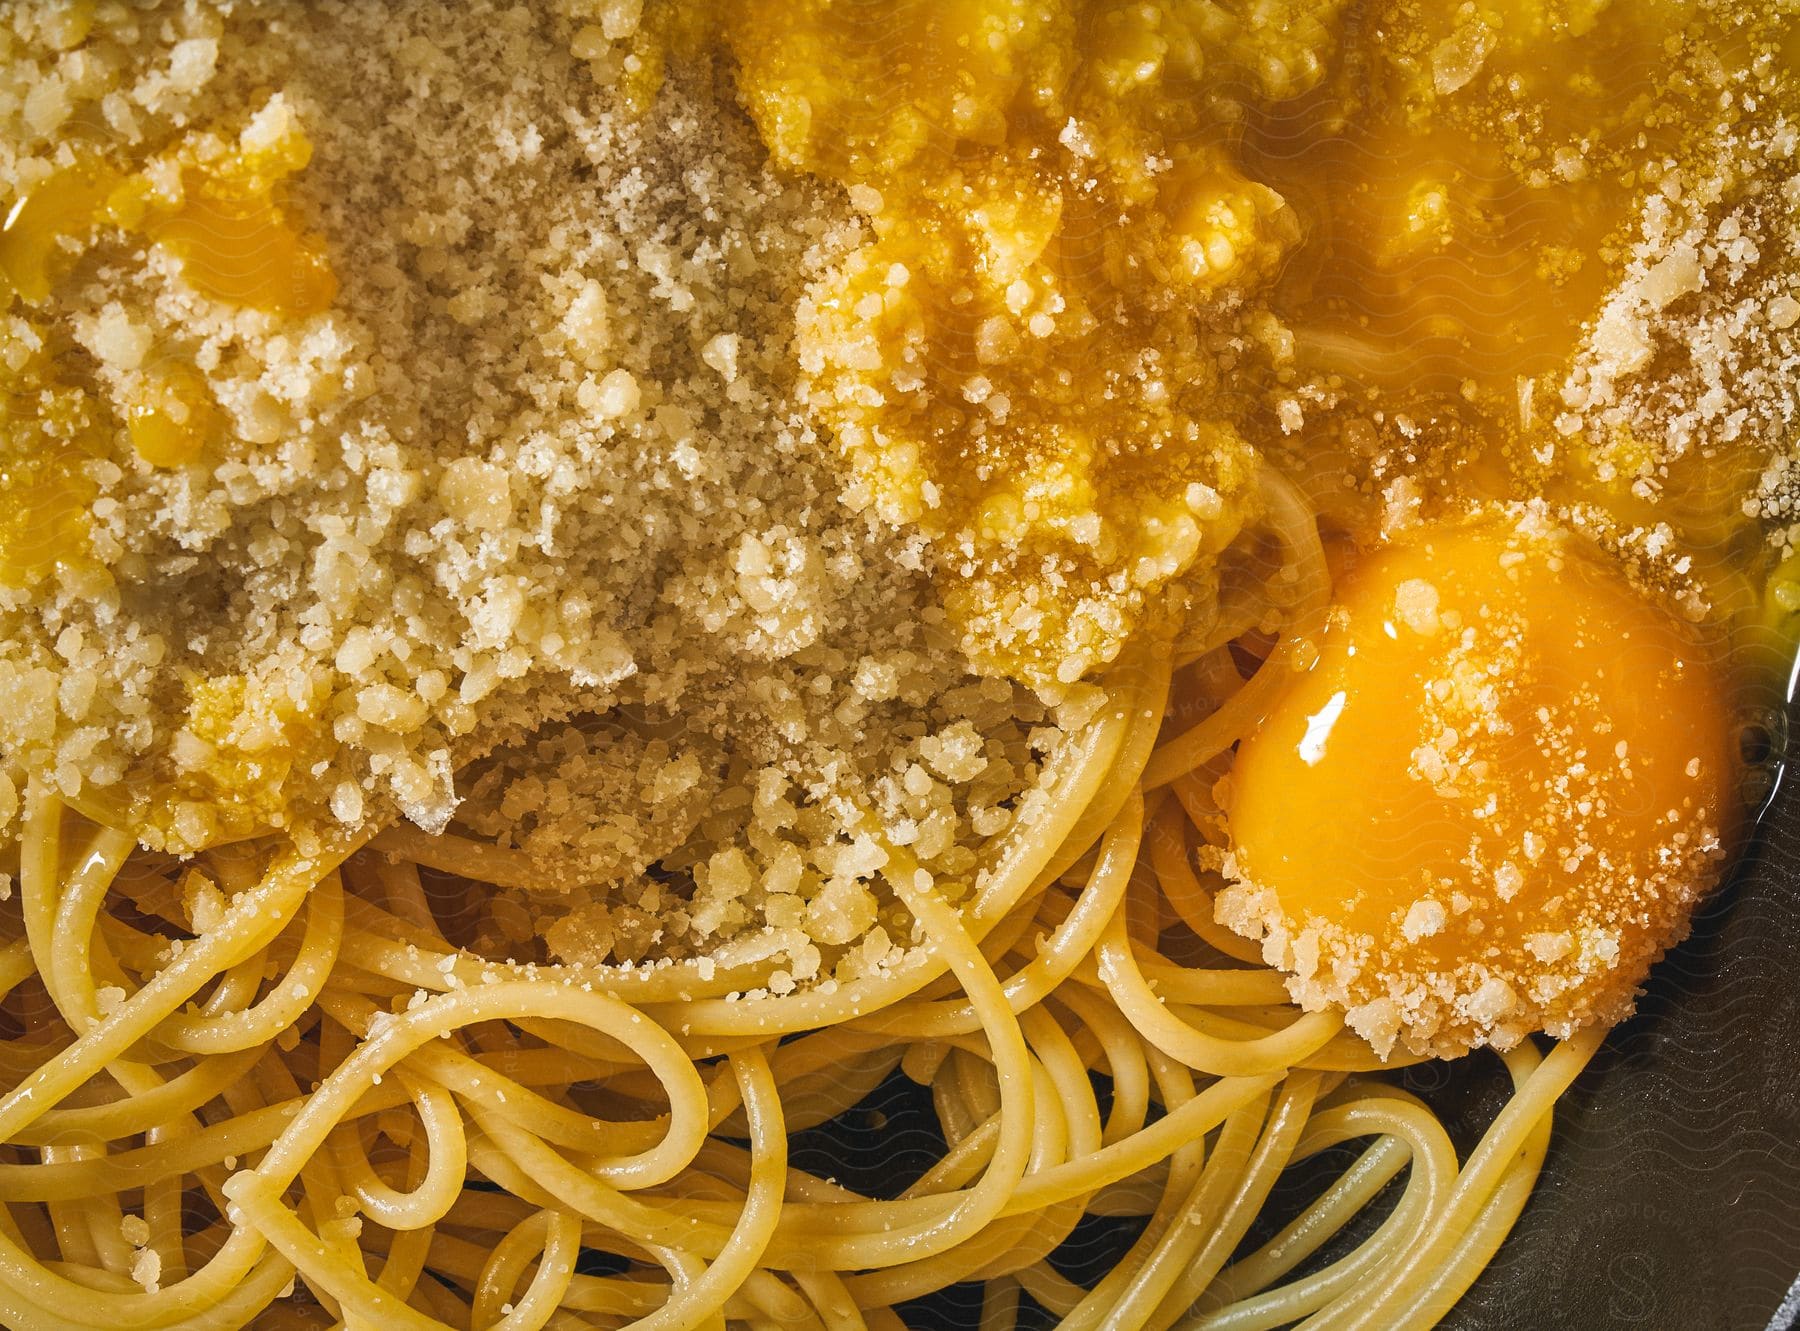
[1219,516,1742,1057]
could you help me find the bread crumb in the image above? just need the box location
[0,2,1068,988]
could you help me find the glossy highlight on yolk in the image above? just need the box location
[1221,518,1741,1057]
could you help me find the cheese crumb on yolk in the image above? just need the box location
[1219,518,1740,1058]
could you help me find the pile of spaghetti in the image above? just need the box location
[0,478,1597,1331]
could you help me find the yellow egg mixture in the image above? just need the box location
[1,0,1796,1052]
[2,97,331,575]
[711,0,1797,682]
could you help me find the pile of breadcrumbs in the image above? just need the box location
[0,0,1086,983]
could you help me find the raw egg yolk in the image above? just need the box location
[1222,519,1740,1057]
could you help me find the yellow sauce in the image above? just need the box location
[0,449,96,585]
[2,134,334,321]
[0,160,120,305]
[149,183,336,319]
[142,108,338,319]
[0,352,102,585]
[126,362,216,468]
[1255,0,1744,387]
[720,0,1346,686]
[703,0,1794,688]
[0,112,335,586]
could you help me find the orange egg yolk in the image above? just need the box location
[1222,519,1740,1057]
